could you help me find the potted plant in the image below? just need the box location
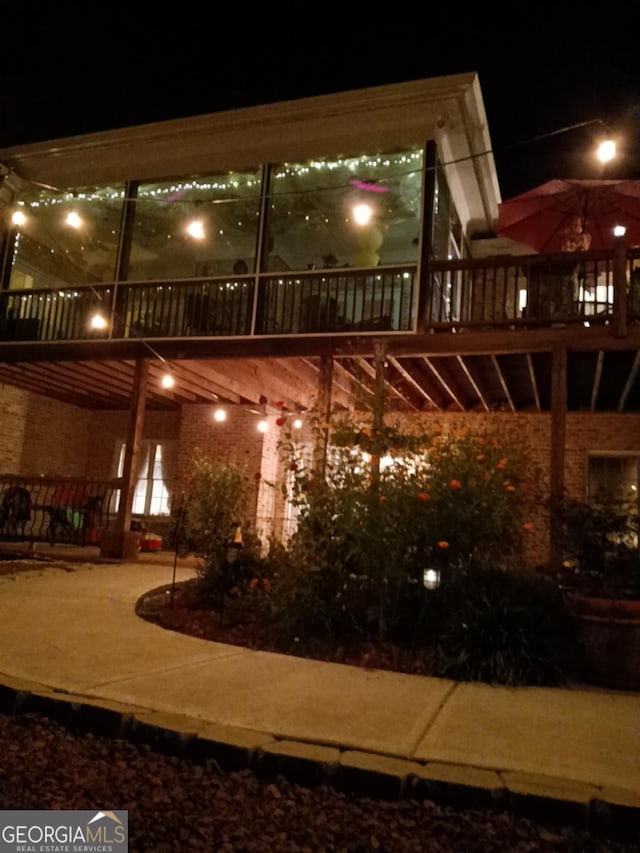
[552,497,640,690]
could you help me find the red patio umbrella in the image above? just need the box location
[497,179,640,253]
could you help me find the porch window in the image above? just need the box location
[6,183,126,290]
[264,148,424,273]
[587,453,639,511]
[126,169,262,281]
[115,441,174,516]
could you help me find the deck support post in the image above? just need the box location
[100,358,148,560]
[313,354,333,477]
[549,347,567,571]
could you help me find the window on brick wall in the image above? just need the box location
[114,441,174,516]
[587,453,639,511]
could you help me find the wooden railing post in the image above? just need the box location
[612,236,628,338]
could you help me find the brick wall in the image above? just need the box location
[174,404,267,530]
[3,382,639,563]
[0,383,92,475]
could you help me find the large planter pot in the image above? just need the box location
[567,593,640,691]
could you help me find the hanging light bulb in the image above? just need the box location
[65,211,83,229]
[89,312,108,330]
[213,408,227,422]
[160,373,175,389]
[186,218,206,240]
[352,202,374,226]
[11,209,27,227]
[596,139,616,163]
[257,419,268,433]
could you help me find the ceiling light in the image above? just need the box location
[213,408,227,422]
[161,373,175,389]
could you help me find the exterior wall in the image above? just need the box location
[173,404,267,534]
[86,410,181,481]
[0,382,92,476]
[3,382,639,564]
[564,413,640,500]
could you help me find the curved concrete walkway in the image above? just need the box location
[0,556,638,834]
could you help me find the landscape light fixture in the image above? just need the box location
[423,568,441,590]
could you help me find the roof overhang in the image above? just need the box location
[0,73,500,236]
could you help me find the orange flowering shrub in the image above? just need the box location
[268,415,541,645]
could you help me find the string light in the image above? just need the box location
[89,312,108,331]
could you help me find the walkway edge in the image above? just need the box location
[0,673,637,841]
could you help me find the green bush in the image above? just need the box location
[274,418,541,644]
[181,452,250,599]
[434,566,579,686]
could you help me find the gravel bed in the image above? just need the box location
[1,711,635,853]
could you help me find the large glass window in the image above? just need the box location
[8,183,126,290]
[115,441,175,516]
[588,454,639,511]
[264,149,423,273]
[127,170,262,281]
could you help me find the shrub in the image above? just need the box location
[275,417,541,643]
[181,452,250,598]
[552,497,640,597]
[434,565,579,686]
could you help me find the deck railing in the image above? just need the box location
[427,248,640,329]
[0,476,121,546]
[0,265,416,344]
[1,250,639,345]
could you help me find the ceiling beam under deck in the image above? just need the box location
[356,357,420,411]
[617,350,640,413]
[490,355,516,412]
[525,354,541,412]
[456,355,490,412]
[590,351,605,412]
[12,362,135,409]
[4,322,640,366]
[388,356,440,410]
[299,358,355,411]
[423,357,466,411]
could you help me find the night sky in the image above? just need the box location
[2,4,639,201]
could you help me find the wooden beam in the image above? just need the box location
[116,358,148,537]
[590,351,604,412]
[550,348,567,570]
[424,357,466,411]
[490,354,515,411]
[525,354,541,412]
[617,350,640,413]
[456,356,490,411]
[388,356,438,407]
